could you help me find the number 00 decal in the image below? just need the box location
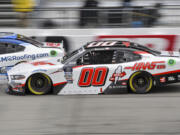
[78,67,108,87]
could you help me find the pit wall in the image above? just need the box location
[1,28,180,52]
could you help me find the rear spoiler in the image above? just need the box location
[43,41,64,52]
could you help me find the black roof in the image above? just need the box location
[84,40,160,55]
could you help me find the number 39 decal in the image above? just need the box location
[78,67,108,87]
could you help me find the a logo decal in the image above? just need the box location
[160,77,166,83]
[125,61,166,71]
[0,53,49,62]
[50,50,57,57]
[109,66,126,84]
[64,66,73,83]
[168,59,176,66]
[168,76,176,81]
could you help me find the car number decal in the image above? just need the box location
[87,41,117,48]
[78,67,108,87]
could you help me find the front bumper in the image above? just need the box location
[7,82,25,95]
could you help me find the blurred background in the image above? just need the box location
[1,0,179,28]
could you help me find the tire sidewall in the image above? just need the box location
[129,71,153,94]
[27,73,52,95]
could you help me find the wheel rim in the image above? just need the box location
[129,72,153,93]
[34,78,45,88]
[133,76,149,90]
[28,74,51,95]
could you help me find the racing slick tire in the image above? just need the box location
[129,71,153,94]
[27,73,52,95]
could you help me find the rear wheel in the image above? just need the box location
[27,73,52,95]
[129,72,153,94]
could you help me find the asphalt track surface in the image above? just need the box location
[1,84,180,135]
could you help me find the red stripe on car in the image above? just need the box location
[73,65,86,69]
[153,70,180,76]
[53,81,67,86]
[134,51,150,54]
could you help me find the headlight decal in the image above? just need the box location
[10,75,25,80]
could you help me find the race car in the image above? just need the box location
[7,40,180,95]
[0,32,64,82]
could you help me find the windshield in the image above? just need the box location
[62,47,84,63]
[17,34,44,47]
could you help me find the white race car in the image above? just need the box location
[7,40,180,95]
[0,32,64,82]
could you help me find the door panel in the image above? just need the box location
[60,50,121,94]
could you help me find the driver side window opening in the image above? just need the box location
[0,42,24,54]
[77,50,115,65]
[115,50,141,63]
[76,50,142,65]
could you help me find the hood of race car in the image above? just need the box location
[8,61,64,76]
[160,51,180,57]
[8,62,34,75]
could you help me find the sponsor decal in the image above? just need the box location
[121,82,127,86]
[168,76,176,81]
[168,59,176,66]
[109,85,126,89]
[160,77,166,83]
[46,42,61,47]
[107,66,128,91]
[63,66,73,83]
[64,72,73,83]
[78,67,108,87]
[109,66,126,84]
[50,50,57,57]
[0,53,49,62]
[125,61,165,71]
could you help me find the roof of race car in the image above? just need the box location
[0,32,17,39]
[0,33,27,45]
[0,33,44,47]
[85,41,138,48]
[84,40,160,55]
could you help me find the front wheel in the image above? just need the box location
[129,72,153,94]
[27,73,52,95]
